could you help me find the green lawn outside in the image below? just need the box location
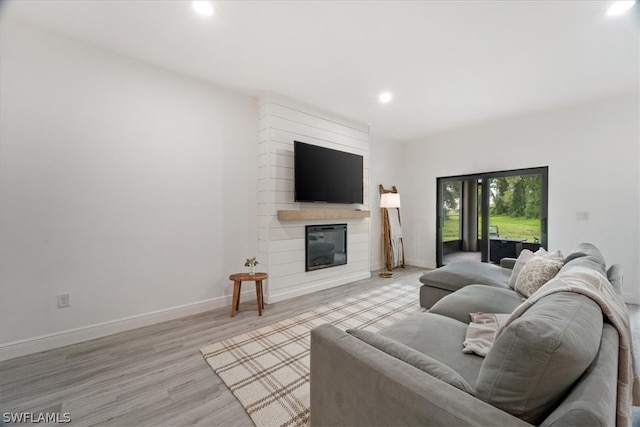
[443,212,540,242]
[442,213,461,242]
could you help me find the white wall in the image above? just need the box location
[369,135,403,271]
[258,95,371,303]
[0,22,258,359]
[3,22,636,362]
[400,94,640,303]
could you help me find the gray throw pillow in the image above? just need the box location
[475,292,602,425]
[347,328,475,395]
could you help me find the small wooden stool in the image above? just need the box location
[229,272,267,317]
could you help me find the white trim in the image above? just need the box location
[258,92,368,133]
[0,291,258,361]
[405,258,436,270]
[623,292,639,305]
[266,272,371,304]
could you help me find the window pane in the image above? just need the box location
[489,175,541,242]
[442,181,461,242]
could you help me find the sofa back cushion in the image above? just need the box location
[561,242,607,277]
[563,242,605,264]
[539,324,619,427]
[475,292,602,425]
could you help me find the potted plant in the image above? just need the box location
[244,257,258,275]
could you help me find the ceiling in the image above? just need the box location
[2,1,638,142]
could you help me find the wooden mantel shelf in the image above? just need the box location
[277,209,370,221]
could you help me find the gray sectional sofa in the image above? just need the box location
[310,243,626,426]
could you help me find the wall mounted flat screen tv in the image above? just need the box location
[294,141,363,204]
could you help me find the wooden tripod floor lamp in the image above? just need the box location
[379,185,404,278]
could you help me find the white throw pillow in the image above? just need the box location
[542,249,564,263]
[514,256,563,297]
[508,248,564,289]
[508,249,535,288]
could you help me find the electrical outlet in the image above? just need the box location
[58,293,70,308]
[576,211,590,221]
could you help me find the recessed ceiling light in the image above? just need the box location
[378,92,392,104]
[192,1,214,17]
[605,1,635,16]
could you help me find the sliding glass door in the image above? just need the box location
[441,180,463,256]
[437,167,548,266]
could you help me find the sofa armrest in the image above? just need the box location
[310,324,532,427]
[500,257,517,269]
[606,264,623,294]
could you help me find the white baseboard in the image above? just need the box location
[405,258,436,270]
[2,270,374,361]
[267,271,371,304]
[8,263,629,362]
[0,290,258,362]
[372,261,434,272]
[624,292,640,305]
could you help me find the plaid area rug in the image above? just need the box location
[200,282,421,427]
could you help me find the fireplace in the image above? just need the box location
[305,224,347,271]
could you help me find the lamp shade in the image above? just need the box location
[380,192,401,208]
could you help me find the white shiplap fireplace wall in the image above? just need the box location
[258,95,371,303]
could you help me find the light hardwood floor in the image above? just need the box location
[0,267,638,426]
[0,267,425,426]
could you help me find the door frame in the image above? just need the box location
[436,166,548,267]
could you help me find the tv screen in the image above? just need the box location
[294,141,363,204]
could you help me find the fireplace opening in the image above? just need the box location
[305,224,347,271]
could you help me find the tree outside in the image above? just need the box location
[442,175,542,242]
[442,182,461,242]
[489,175,541,241]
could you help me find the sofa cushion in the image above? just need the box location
[420,261,511,293]
[500,257,517,269]
[379,312,484,386]
[475,292,603,425]
[429,285,525,324]
[347,328,475,395]
[514,256,563,297]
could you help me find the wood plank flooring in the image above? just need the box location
[0,267,638,426]
[0,267,426,426]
